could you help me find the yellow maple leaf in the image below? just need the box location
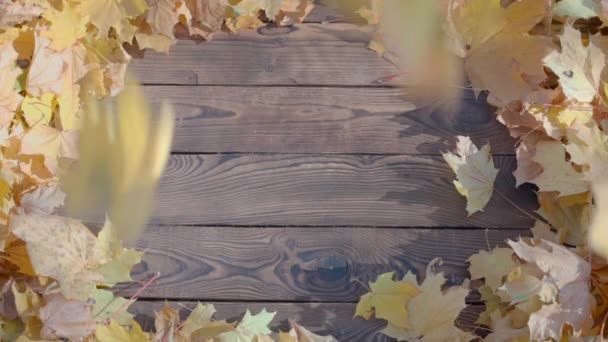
[79,0,148,36]
[451,0,552,106]
[529,141,588,196]
[95,320,150,342]
[442,136,499,216]
[528,104,593,140]
[20,124,79,175]
[41,2,88,51]
[544,26,605,103]
[468,247,517,290]
[64,77,174,242]
[20,94,54,126]
[216,309,276,341]
[380,259,473,341]
[355,272,419,329]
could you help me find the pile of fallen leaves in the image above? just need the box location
[354,0,608,340]
[0,0,337,341]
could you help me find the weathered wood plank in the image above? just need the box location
[150,154,537,228]
[304,0,367,23]
[130,24,397,86]
[129,301,483,341]
[117,226,529,302]
[145,86,515,155]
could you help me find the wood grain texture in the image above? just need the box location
[129,301,483,341]
[130,24,397,86]
[304,0,367,23]
[118,226,529,302]
[145,86,515,154]
[151,154,537,228]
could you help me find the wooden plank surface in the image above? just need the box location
[145,86,515,155]
[130,24,397,86]
[118,226,529,302]
[303,0,367,23]
[129,301,483,341]
[151,154,537,228]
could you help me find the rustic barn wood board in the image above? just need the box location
[128,9,535,339]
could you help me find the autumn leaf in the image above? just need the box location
[145,0,179,38]
[10,214,108,300]
[91,289,133,325]
[508,239,593,340]
[355,272,419,329]
[96,320,150,341]
[20,124,79,175]
[484,311,529,342]
[544,26,605,103]
[283,321,338,342]
[39,294,95,340]
[566,119,608,183]
[0,42,23,126]
[17,185,66,216]
[183,0,229,37]
[20,94,54,126]
[380,259,473,341]
[537,191,591,246]
[179,303,216,337]
[442,136,499,215]
[216,309,276,341]
[154,302,180,341]
[467,247,516,290]
[528,141,588,196]
[26,34,64,97]
[41,1,88,51]
[0,2,45,29]
[450,0,552,106]
[79,0,149,36]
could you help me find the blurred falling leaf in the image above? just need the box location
[64,76,174,242]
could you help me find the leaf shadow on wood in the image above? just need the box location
[393,91,517,155]
[378,153,539,229]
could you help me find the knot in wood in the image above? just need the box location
[314,255,348,282]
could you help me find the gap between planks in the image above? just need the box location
[115,225,531,303]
